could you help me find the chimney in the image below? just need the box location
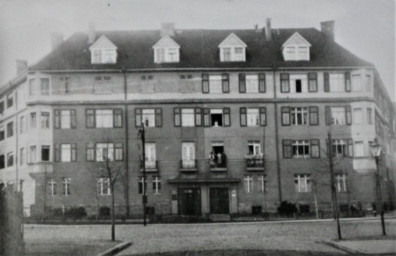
[321,20,335,41]
[265,18,272,41]
[88,22,96,44]
[160,23,175,37]
[51,32,64,50]
[16,60,28,75]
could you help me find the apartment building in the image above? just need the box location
[0,20,395,218]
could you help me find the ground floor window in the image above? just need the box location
[152,176,161,194]
[97,177,111,195]
[294,174,311,192]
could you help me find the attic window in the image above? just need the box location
[282,32,311,61]
[89,35,118,64]
[219,33,247,62]
[152,35,180,64]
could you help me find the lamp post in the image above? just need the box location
[370,139,386,236]
[138,121,147,226]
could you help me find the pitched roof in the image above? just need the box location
[152,35,180,48]
[218,33,247,48]
[89,35,117,50]
[30,28,372,71]
[281,32,311,48]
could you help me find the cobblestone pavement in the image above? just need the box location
[24,218,396,255]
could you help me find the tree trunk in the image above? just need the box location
[111,187,115,241]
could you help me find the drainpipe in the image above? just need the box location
[273,66,282,202]
[122,67,130,218]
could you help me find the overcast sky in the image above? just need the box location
[0,0,394,99]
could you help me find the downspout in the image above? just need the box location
[122,67,130,218]
[15,90,19,192]
[273,66,282,202]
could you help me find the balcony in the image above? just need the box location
[245,156,265,171]
[141,160,158,172]
[27,162,53,174]
[180,160,198,172]
[210,159,227,172]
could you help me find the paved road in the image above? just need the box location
[24,218,396,255]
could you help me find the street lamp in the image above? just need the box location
[370,139,386,236]
[138,121,147,226]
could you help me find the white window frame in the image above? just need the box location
[248,141,261,156]
[96,109,113,128]
[244,175,253,193]
[292,140,310,158]
[351,74,362,92]
[294,174,312,192]
[329,73,345,92]
[98,177,111,195]
[182,142,195,168]
[41,112,50,129]
[353,108,363,125]
[258,175,268,193]
[61,144,72,162]
[335,174,348,192]
[152,176,161,195]
[246,75,259,93]
[48,179,56,196]
[332,139,347,157]
[209,75,222,94]
[60,110,71,129]
[96,143,114,162]
[29,145,37,163]
[247,108,259,127]
[142,109,155,127]
[331,107,346,125]
[181,109,195,127]
[291,107,308,125]
[62,177,71,196]
[145,143,156,168]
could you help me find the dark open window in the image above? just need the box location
[42,146,50,161]
[211,113,223,126]
[295,79,302,93]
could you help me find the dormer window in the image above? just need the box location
[282,32,311,61]
[153,35,180,63]
[219,33,247,62]
[89,35,117,64]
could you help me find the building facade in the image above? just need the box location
[0,20,395,218]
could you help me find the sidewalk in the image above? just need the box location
[324,236,396,255]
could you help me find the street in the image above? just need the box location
[24,218,396,255]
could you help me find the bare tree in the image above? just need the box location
[91,143,125,241]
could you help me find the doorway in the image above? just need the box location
[209,187,230,214]
[178,188,201,216]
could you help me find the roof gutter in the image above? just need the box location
[0,70,28,94]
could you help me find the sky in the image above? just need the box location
[0,0,394,99]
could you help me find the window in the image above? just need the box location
[291,107,308,125]
[86,109,123,128]
[209,142,226,168]
[96,143,114,161]
[138,177,147,194]
[55,110,76,129]
[248,141,261,156]
[240,107,266,127]
[258,175,268,193]
[294,174,312,192]
[246,75,259,93]
[292,140,310,158]
[283,45,310,61]
[60,77,70,94]
[331,139,350,157]
[309,107,319,125]
[335,174,348,192]
[181,109,194,127]
[29,146,37,163]
[48,179,56,196]
[326,107,351,125]
[145,143,156,168]
[6,122,13,138]
[20,148,25,166]
[365,74,371,91]
[91,48,117,64]
[30,112,37,128]
[156,48,165,63]
[29,79,36,96]
[308,73,317,92]
[56,144,76,162]
[222,48,231,61]
[86,143,95,161]
[353,108,363,125]
[354,141,364,157]
[280,73,290,93]
[20,116,26,134]
[329,74,345,92]
[7,152,14,167]
[289,74,308,93]
[209,75,225,94]
[7,93,13,108]
[0,126,3,141]
[182,142,195,168]
[115,143,123,161]
[40,112,50,128]
[152,176,161,194]
[244,175,253,193]
[62,177,71,196]
[154,47,179,63]
[0,155,4,169]
[40,78,50,95]
[135,108,161,127]
[220,46,246,62]
[41,145,50,161]
[203,108,231,127]
[351,74,361,91]
[367,108,373,124]
[98,178,111,195]
[0,101,4,115]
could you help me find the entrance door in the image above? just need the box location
[210,187,229,214]
[178,188,201,216]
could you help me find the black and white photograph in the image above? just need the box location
[0,0,395,255]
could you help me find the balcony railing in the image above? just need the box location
[180,159,197,171]
[142,160,158,172]
[246,157,265,171]
[210,158,227,171]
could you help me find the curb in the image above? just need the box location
[97,241,132,256]
[321,240,361,254]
